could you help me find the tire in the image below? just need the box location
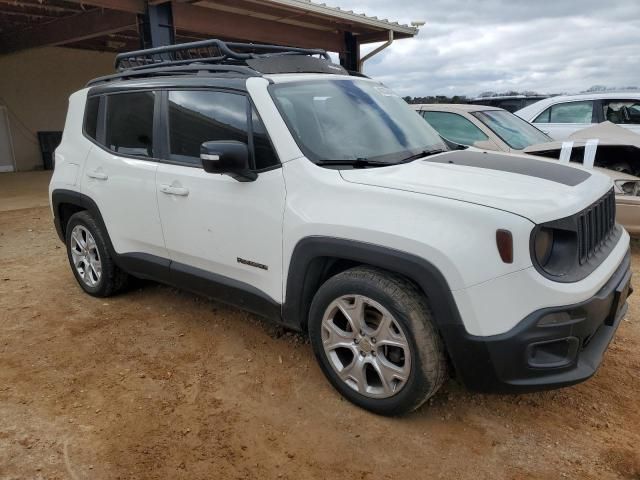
[65,211,128,297]
[308,266,447,416]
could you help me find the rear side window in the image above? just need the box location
[602,100,640,125]
[421,111,488,146]
[105,91,155,158]
[168,90,248,165]
[84,96,100,140]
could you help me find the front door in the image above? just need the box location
[155,89,286,303]
[534,100,595,140]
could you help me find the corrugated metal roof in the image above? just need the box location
[263,0,419,36]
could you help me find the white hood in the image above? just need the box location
[340,150,613,224]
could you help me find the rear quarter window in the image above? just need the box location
[83,96,100,140]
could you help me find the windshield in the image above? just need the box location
[472,110,551,150]
[270,79,446,163]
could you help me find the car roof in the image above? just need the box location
[548,92,640,101]
[469,95,547,100]
[411,103,502,113]
[515,91,640,117]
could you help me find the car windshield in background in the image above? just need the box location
[472,110,552,150]
[270,79,446,164]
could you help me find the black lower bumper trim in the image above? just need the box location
[444,250,632,393]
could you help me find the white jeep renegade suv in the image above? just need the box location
[50,40,632,416]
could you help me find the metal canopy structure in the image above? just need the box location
[0,0,418,70]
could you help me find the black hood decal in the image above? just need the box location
[426,151,591,187]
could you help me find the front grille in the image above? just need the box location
[577,189,616,264]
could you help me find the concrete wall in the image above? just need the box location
[0,47,116,171]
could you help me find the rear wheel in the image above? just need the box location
[308,267,447,416]
[65,211,128,297]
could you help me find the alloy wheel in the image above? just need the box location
[70,225,102,287]
[321,294,411,398]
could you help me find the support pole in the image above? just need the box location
[139,2,175,49]
[339,31,359,72]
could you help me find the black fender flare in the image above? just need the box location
[51,189,109,243]
[282,237,464,330]
[282,237,475,381]
[51,188,171,280]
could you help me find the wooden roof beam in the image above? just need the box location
[63,0,145,14]
[0,7,137,54]
[172,2,344,52]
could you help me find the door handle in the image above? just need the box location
[159,184,189,196]
[87,170,108,180]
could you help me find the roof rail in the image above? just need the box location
[115,39,331,72]
[86,64,258,87]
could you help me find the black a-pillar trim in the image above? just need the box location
[138,2,175,49]
[339,32,359,72]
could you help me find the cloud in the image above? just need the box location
[325,0,640,96]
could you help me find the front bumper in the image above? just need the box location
[443,250,632,393]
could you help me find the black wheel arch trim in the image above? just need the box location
[282,236,464,331]
[51,189,114,249]
[282,237,477,384]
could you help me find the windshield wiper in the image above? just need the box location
[316,158,388,168]
[397,149,447,164]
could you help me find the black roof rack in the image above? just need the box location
[87,39,350,87]
[115,39,331,72]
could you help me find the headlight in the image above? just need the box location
[533,227,554,267]
[531,227,577,277]
[614,179,640,196]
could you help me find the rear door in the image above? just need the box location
[532,100,596,140]
[155,89,286,303]
[81,91,168,258]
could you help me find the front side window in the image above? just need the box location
[533,107,550,123]
[105,91,155,157]
[535,101,594,124]
[602,100,640,125]
[270,79,446,164]
[168,90,249,165]
[472,109,551,150]
[421,111,488,146]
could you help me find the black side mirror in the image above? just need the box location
[200,141,257,182]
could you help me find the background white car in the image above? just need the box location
[412,103,640,235]
[515,92,640,140]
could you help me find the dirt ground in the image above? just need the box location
[1,174,639,480]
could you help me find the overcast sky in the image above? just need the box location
[325,0,640,97]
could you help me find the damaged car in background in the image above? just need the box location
[412,104,640,235]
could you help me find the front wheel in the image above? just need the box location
[308,267,447,416]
